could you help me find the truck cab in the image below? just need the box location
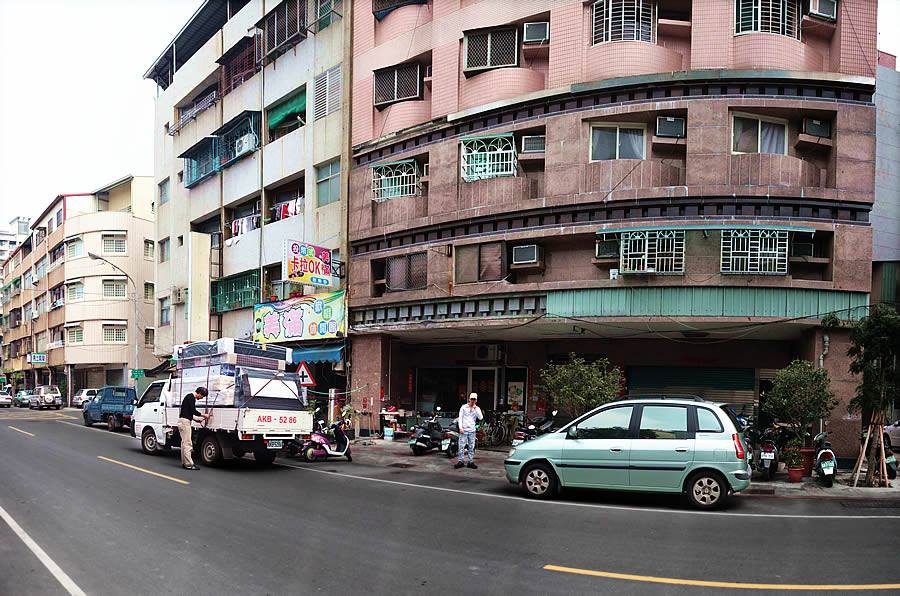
[82,386,137,432]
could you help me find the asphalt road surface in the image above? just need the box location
[2,409,900,595]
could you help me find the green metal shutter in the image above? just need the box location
[626,366,757,406]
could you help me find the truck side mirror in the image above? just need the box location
[566,426,578,439]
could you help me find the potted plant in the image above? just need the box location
[762,359,838,476]
[783,440,804,483]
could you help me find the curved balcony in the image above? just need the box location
[729,153,822,188]
[458,67,545,112]
[375,3,432,46]
[376,99,433,137]
[586,159,685,197]
[733,34,825,71]
[584,41,685,82]
[457,176,538,212]
[372,194,428,228]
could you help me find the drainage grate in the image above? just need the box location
[840,500,900,509]
[388,463,416,469]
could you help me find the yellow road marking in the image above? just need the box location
[97,456,189,486]
[8,426,35,437]
[543,565,900,591]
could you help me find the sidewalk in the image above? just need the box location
[347,439,900,499]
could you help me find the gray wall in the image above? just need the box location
[874,64,900,262]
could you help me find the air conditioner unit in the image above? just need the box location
[656,116,686,138]
[475,344,499,361]
[809,0,837,20]
[511,244,543,266]
[234,133,256,157]
[791,242,815,257]
[595,239,619,259]
[802,116,832,139]
[521,135,546,153]
[173,287,187,305]
[31,311,39,321]
[523,22,550,44]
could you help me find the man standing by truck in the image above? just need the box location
[178,387,210,470]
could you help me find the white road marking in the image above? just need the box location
[8,426,35,437]
[0,503,87,596]
[276,462,900,520]
[57,420,131,438]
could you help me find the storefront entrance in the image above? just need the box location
[468,367,498,409]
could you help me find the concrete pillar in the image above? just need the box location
[349,334,391,435]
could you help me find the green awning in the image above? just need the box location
[268,90,307,130]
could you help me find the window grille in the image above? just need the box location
[735,0,800,38]
[721,229,788,274]
[184,138,218,187]
[211,270,260,313]
[465,28,519,71]
[102,235,127,254]
[220,36,260,97]
[144,282,155,300]
[103,326,127,344]
[592,0,657,45]
[262,0,308,61]
[374,63,422,108]
[385,253,427,291]
[219,112,261,167]
[313,0,342,31]
[461,135,517,182]
[67,327,83,345]
[372,161,421,201]
[144,240,155,259]
[145,328,155,348]
[67,283,84,301]
[66,238,83,259]
[313,65,342,121]
[103,280,127,298]
[620,230,685,274]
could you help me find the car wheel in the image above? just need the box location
[83,413,92,427]
[254,449,277,467]
[199,435,222,466]
[521,463,558,500]
[141,428,160,455]
[686,471,728,510]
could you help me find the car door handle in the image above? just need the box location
[675,447,689,452]
[610,447,623,452]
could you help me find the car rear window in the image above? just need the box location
[718,405,741,432]
[696,408,724,433]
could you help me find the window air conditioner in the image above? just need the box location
[475,344,499,361]
[656,116,686,138]
[31,311,39,321]
[791,242,815,257]
[523,22,550,44]
[809,0,837,20]
[512,244,543,266]
[521,135,546,153]
[173,287,187,305]
[802,117,832,139]
[234,133,256,157]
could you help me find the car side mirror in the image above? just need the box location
[566,426,578,439]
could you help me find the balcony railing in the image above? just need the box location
[169,89,219,136]
[460,134,518,182]
[48,340,64,350]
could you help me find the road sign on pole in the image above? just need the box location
[130,369,145,380]
[296,361,316,387]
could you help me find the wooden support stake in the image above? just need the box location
[853,424,872,488]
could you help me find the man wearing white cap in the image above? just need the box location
[455,392,483,469]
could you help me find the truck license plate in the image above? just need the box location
[761,452,775,460]
[266,439,283,449]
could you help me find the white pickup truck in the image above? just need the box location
[131,368,312,467]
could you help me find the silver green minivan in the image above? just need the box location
[504,397,751,509]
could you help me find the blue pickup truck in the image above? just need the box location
[82,386,137,432]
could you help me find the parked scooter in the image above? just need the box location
[409,407,447,456]
[302,417,352,462]
[444,420,460,459]
[513,410,559,446]
[813,431,836,487]
[747,425,780,481]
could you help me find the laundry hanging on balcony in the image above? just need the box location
[231,214,260,237]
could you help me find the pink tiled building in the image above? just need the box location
[347,0,879,458]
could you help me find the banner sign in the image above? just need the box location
[282,240,335,288]
[253,290,346,344]
[27,352,47,365]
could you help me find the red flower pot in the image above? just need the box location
[787,467,804,483]
[799,447,816,477]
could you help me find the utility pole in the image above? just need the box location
[88,253,139,386]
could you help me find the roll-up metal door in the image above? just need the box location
[626,366,757,407]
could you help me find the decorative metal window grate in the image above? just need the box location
[219,112,261,168]
[592,0,657,45]
[721,229,789,274]
[313,65,342,121]
[464,28,518,71]
[735,0,800,39]
[103,326,127,344]
[184,138,218,188]
[262,0,308,61]
[211,270,260,313]
[620,230,685,274]
[385,253,427,291]
[372,160,421,201]
[374,62,421,108]
[461,135,518,182]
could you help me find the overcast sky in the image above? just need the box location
[0,0,898,229]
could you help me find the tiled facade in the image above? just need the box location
[347,0,879,456]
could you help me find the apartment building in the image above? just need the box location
[145,0,350,382]
[0,217,30,265]
[347,0,878,453]
[873,50,900,307]
[0,177,157,399]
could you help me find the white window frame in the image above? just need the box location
[589,124,647,161]
[159,297,172,326]
[734,0,801,39]
[619,230,685,274]
[102,279,127,299]
[144,239,155,260]
[144,282,155,301]
[103,325,127,344]
[592,0,658,45]
[102,234,127,255]
[67,326,84,345]
[316,159,341,207]
[720,229,789,275]
[731,112,789,155]
[463,28,520,73]
[373,63,422,108]
[66,237,84,259]
[66,282,84,302]
[372,161,421,201]
[460,135,518,182]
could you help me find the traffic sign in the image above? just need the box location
[130,369,145,379]
[296,361,316,387]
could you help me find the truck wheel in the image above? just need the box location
[107,416,119,432]
[83,413,92,427]
[254,450,277,467]
[200,435,223,466]
[141,428,160,455]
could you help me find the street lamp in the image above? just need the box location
[88,252,139,389]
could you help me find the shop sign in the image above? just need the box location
[282,240,335,288]
[27,352,47,365]
[130,369,145,379]
[253,290,346,344]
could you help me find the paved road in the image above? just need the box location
[2,410,899,595]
